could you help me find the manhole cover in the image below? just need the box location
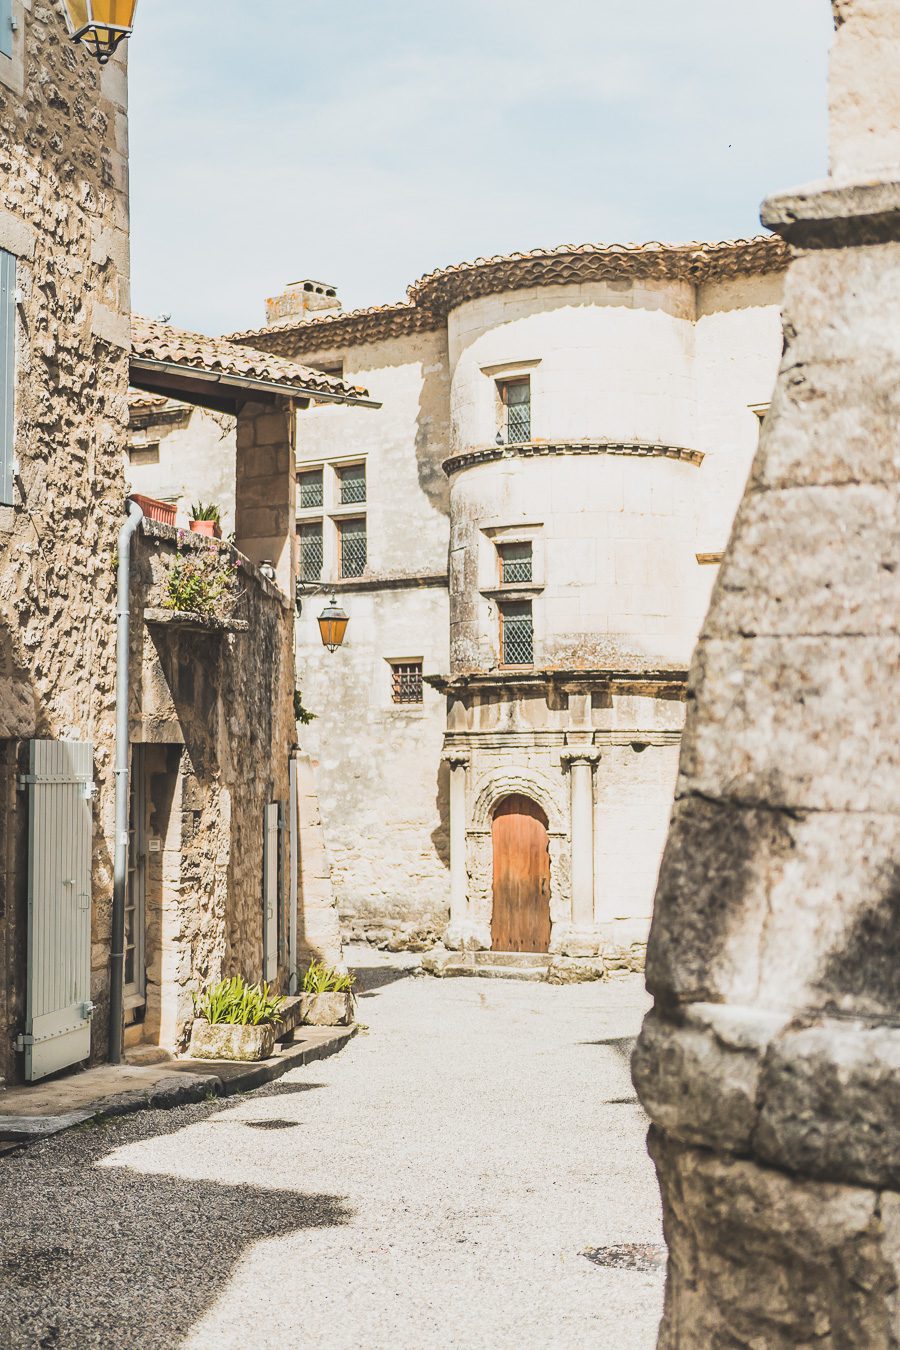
[582,1243,666,1272]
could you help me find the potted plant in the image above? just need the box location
[189,976,284,1061]
[299,960,357,1026]
[189,502,222,539]
[129,492,177,527]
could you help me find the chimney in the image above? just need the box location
[265,279,342,327]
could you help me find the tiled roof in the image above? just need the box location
[227,236,790,359]
[130,315,372,402]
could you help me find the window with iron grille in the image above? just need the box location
[498,377,531,444]
[339,517,367,579]
[338,462,366,505]
[298,522,323,581]
[500,601,534,666]
[498,541,533,585]
[390,661,423,705]
[298,468,324,509]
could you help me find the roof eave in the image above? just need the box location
[129,356,381,410]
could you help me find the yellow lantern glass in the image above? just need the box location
[317,596,350,654]
[62,0,138,63]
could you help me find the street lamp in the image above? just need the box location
[61,0,138,64]
[317,595,349,654]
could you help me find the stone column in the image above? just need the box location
[234,398,297,596]
[441,751,487,950]
[557,747,601,955]
[633,4,900,1344]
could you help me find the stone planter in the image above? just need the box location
[299,992,356,1026]
[188,1019,277,1062]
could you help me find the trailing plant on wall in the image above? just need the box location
[193,976,284,1026]
[163,546,237,617]
[294,690,317,725]
[301,960,356,994]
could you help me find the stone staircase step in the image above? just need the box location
[474,951,549,968]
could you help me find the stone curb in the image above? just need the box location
[0,1026,358,1147]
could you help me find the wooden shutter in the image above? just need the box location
[263,803,279,982]
[0,0,12,61]
[0,248,14,504]
[21,741,95,1082]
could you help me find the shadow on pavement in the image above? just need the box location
[0,1081,351,1349]
[350,964,417,998]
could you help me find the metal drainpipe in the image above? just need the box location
[109,499,144,1065]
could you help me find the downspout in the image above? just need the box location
[109,499,143,1065]
[289,752,299,994]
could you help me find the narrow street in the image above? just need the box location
[0,955,664,1350]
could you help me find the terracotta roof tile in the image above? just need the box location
[131,315,371,401]
[226,236,790,359]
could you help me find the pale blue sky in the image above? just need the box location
[128,0,833,336]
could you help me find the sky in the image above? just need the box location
[128,0,834,337]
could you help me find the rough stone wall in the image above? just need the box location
[131,523,295,1049]
[634,2,900,1341]
[0,6,131,1083]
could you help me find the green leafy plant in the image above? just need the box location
[301,960,356,994]
[190,502,221,522]
[163,548,236,617]
[294,690,317,725]
[193,976,284,1026]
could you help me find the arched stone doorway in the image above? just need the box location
[491,794,551,952]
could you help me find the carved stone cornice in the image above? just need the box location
[441,750,471,769]
[560,747,602,766]
[442,440,704,478]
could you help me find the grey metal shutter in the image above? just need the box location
[20,741,95,1082]
[263,803,279,983]
[0,248,14,504]
[0,0,12,60]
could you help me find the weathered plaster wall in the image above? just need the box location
[127,403,237,534]
[0,7,131,1082]
[296,584,450,942]
[293,328,452,940]
[131,523,295,1049]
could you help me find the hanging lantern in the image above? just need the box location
[61,0,138,64]
[317,595,349,654]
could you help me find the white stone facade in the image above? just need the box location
[226,241,788,958]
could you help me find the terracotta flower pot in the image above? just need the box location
[189,519,220,539]
[188,1019,277,1061]
[129,493,177,526]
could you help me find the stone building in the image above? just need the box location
[633,0,900,1341]
[0,2,371,1087]
[221,239,789,964]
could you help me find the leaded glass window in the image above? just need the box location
[501,601,533,666]
[299,469,323,510]
[391,662,423,704]
[499,378,531,444]
[499,541,533,585]
[339,517,367,579]
[299,522,323,581]
[339,462,366,505]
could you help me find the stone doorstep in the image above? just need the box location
[0,1025,357,1146]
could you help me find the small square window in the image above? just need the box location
[298,522,323,581]
[498,541,533,585]
[390,661,423,705]
[299,469,324,509]
[338,517,367,579]
[498,377,531,445]
[500,601,534,666]
[128,442,160,466]
[338,462,366,506]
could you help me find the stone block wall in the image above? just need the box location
[130,522,296,1049]
[0,7,131,1083]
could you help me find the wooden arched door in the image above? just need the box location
[491,794,551,952]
